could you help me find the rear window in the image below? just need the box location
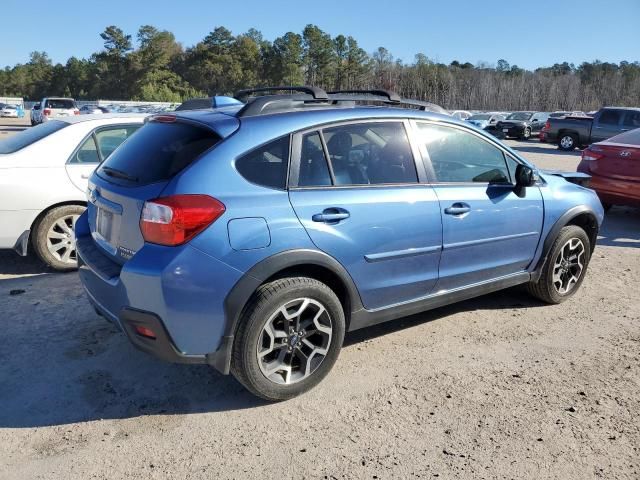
[96,121,220,186]
[46,99,76,109]
[0,120,67,154]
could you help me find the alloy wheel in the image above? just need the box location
[46,214,79,265]
[257,297,333,385]
[560,135,574,149]
[552,238,585,294]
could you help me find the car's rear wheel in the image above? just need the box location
[527,225,591,304]
[33,205,85,271]
[231,277,345,401]
[558,133,577,151]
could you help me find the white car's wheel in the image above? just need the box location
[33,205,85,271]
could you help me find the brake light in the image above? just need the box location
[582,148,604,162]
[151,115,176,123]
[140,195,225,246]
[43,108,51,116]
[74,109,80,115]
[542,121,551,131]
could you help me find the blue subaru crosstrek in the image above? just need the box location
[76,87,604,400]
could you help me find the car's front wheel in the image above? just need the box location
[527,225,591,304]
[231,277,345,401]
[32,205,85,271]
[521,127,532,140]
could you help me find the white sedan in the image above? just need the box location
[1,105,19,118]
[0,114,146,270]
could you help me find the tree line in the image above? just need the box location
[1,24,639,111]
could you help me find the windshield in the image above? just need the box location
[507,112,533,121]
[46,99,76,109]
[0,121,67,154]
[469,114,491,120]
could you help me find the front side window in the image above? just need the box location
[599,110,622,125]
[322,122,417,185]
[236,136,290,190]
[417,123,511,183]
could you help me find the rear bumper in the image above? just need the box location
[76,211,244,373]
[578,164,640,206]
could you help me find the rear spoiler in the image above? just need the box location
[542,170,591,188]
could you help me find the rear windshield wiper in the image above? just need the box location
[101,166,138,182]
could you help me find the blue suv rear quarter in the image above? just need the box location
[77,92,604,400]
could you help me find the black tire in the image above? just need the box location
[32,205,85,271]
[231,277,345,401]
[521,127,531,140]
[527,225,591,304]
[558,133,577,151]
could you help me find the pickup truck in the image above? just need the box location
[542,107,640,151]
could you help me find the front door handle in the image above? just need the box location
[444,203,471,215]
[312,208,350,223]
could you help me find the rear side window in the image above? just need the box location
[299,132,331,187]
[0,120,67,154]
[97,121,219,185]
[236,136,290,190]
[599,110,622,125]
[46,99,76,109]
[622,111,640,128]
[323,122,417,185]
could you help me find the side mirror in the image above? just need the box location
[33,105,40,110]
[515,164,536,187]
[531,118,539,122]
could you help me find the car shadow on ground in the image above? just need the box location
[510,144,582,157]
[598,206,640,249]
[0,251,52,276]
[0,274,545,428]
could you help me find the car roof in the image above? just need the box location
[52,113,148,124]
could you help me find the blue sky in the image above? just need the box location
[1,0,638,69]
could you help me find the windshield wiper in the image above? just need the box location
[101,166,138,182]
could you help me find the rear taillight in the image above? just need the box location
[43,108,51,116]
[74,109,80,115]
[582,147,604,162]
[140,195,225,246]
[542,121,551,131]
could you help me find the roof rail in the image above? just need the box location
[235,86,328,101]
[327,89,401,103]
[233,86,447,118]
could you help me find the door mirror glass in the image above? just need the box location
[515,164,536,187]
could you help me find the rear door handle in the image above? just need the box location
[312,208,350,223]
[444,203,471,215]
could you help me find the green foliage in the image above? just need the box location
[1,23,639,110]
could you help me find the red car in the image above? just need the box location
[577,128,640,210]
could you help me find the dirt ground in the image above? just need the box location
[0,137,638,479]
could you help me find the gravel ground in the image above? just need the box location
[0,139,639,479]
